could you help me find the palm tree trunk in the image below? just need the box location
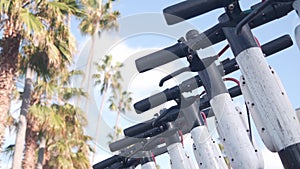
[22,115,39,169]
[0,32,21,161]
[12,68,33,169]
[81,33,96,110]
[36,135,46,169]
[113,111,121,141]
[42,147,50,169]
[91,82,110,164]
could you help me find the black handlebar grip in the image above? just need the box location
[124,120,154,137]
[134,92,167,114]
[93,155,122,169]
[134,75,202,113]
[134,76,202,114]
[228,85,242,98]
[125,107,180,137]
[134,86,180,114]
[163,0,225,25]
[110,126,167,152]
[109,136,141,152]
[135,43,189,73]
[134,34,292,114]
[261,34,292,56]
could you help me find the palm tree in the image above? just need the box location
[36,135,46,169]
[78,0,119,136]
[27,102,91,169]
[23,105,51,169]
[22,69,90,169]
[10,1,84,168]
[109,91,132,141]
[48,104,91,169]
[91,55,123,162]
[80,0,119,36]
[0,1,23,150]
[0,1,23,155]
[21,76,60,169]
[12,68,34,169]
[78,0,120,112]
[78,0,120,163]
[107,126,123,144]
[46,70,90,169]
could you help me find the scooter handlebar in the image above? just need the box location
[163,0,227,25]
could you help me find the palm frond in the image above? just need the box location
[62,87,87,101]
[47,1,71,13]
[20,8,44,33]
[0,0,12,14]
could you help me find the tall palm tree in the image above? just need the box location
[0,0,28,153]
[78,0,120,112]
[91,55,123,162]
[10,1,84,168]
[22,76,62,169]
[23,105,51,169]
[78,0,120,163]
[12,67,34,169]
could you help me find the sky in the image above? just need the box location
[71,0,300,169]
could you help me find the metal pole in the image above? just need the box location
[165,123,196,169]
[141,161,156,169]
[219,3,300,168]
[182,100,228,169]
[141,151,157,169]
[185,30,263,169]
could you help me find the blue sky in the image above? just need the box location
[109,0,300,107]
[71,0,300,169]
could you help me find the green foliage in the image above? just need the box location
[0,0,82,80]
[19,8,45,33]
[109,91,132,114]
[107,126,123,144]
[79,0,120,36]
[45,103,92,169]
[93,55,123,94]
[26,69,92,168]
[92,54,131,114]
[93,55,132,142]
[0,0,12,13]
[0,0,122,167]
[0,0,124,168]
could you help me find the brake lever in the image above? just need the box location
[152,106,179,127]
[159,51,218,87]
[159,67,190,87]
[236,0,293,34]
[236,0,271,34]
[152,95,198,127]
